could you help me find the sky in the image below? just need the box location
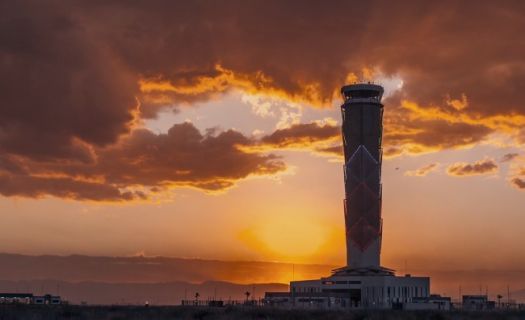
[1,0,525,292]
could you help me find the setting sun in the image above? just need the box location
[239,213,329,261]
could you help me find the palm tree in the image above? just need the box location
[245,291,251,302]
[497,294,503,308]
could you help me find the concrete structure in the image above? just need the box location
[265,83,431,309]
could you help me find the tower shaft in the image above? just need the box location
[341,84,384,269]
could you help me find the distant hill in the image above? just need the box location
[0,253,322,304]
[0,253,524,304]
[0,253,333,284]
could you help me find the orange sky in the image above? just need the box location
[1,0,525,296]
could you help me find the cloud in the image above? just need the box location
[2,0,525,199]
[314,145,344,158]
[0,173,140,202]
[247,115,495,160]
[518,129,525,145]
[0,123,286,201]
[3,1,525,138]
[241,94,275,118]
[502,154,525,190]
[0,120,347,201]
[446,159,499,177]
[383,116,493,157]
[0,1,139,162]
[405,163,439,177]
[261,123,340,148]
[504,153,525,191]
[446,94,468,111]
[501,153,520,163]
[380,99,523,157]
[511,177,525,189]
[232,122,344,161]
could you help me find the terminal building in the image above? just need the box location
[265,83,430,309]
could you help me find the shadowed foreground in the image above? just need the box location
[1,305,525,320]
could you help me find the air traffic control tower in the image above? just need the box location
[265,84,431,309]
[339,83,387,273]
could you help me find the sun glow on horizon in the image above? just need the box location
[238,213,331,263]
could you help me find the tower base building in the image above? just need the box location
[264,84,431,309]
[265,268,430,309]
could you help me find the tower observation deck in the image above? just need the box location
[338,83,390,274]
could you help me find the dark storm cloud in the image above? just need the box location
[447,159,499,177]
[91,123,286,191]
[0,1,138,161]
[0,123,286,200]
[1,0,525,200]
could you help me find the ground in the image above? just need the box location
[0,305,525,320]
